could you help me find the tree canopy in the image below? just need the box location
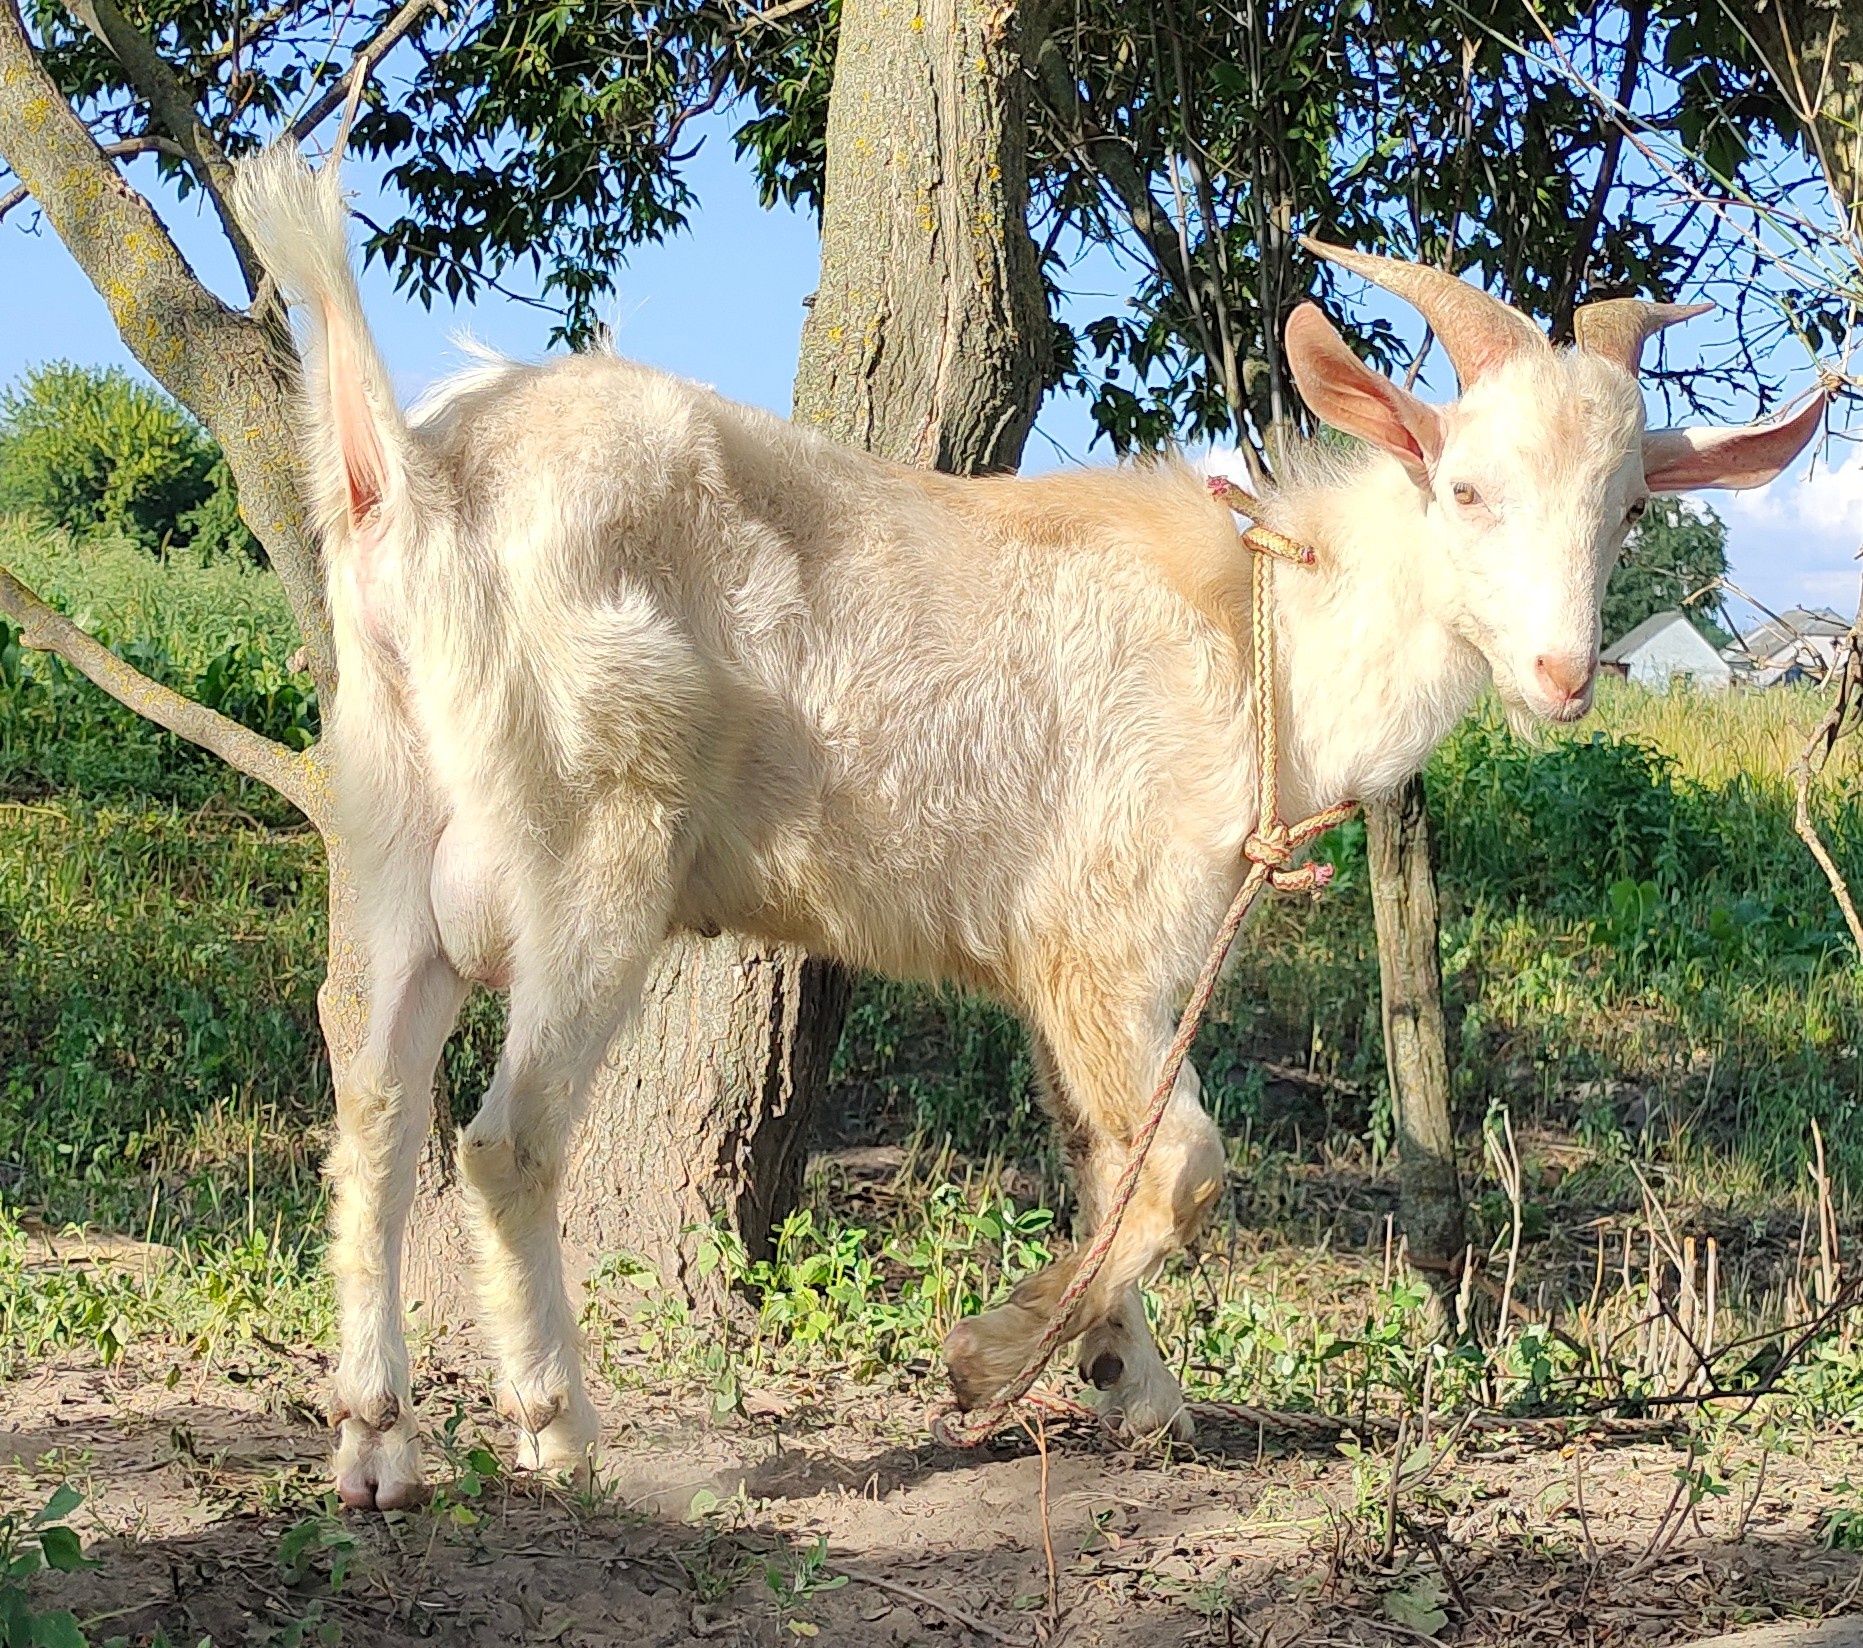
[8,0,1845,470]
[1602,498,1732,647]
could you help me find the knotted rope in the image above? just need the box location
[931,475,1357,1449]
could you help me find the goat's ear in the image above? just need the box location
[1284,302,1443,485]
[1643,392,1826,493]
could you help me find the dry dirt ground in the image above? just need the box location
[6,1321,1863,1648]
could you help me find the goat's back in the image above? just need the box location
[393,349,1261,995]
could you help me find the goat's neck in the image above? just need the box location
[1268,458,1489,811]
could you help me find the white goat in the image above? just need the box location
[232,144,1822,1509]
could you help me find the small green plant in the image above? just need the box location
[275,1509,356,1594]
[0,1485,97,1648]
[1820,1480,1863,1550]
[763,1536,846,1638]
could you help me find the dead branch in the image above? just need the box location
[1789,609,1863,959]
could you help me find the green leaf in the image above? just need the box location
[1383,1574,1449,1638]
[32,1488,81,1528]
[28,1610,88,1648]
[36,1527,95,1574]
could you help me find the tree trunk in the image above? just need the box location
[1365,777,1466,1280]
[409,0,1052,1326]
[792,0,1049,468]
[1756,0,1863,228]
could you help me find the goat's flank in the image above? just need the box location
[231,143,1824,1509]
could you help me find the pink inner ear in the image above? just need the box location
[324,299,388,527]
[1284,304,1443,481]
[1643,392,1827,494]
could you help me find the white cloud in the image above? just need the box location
[1717,445,1863,619]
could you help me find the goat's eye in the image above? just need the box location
[1451,482,1481,508]
[1626,497,1648,525]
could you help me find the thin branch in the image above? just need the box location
[0,132,179,222]
[0,568,326,828]
[735,0,820,27]
[61,0,264,295]
[202,0,310,67]
[833,1568,1021,1647]
[1791,612,1863,959]
[285,0,439,145]
[1547,0,1649,338]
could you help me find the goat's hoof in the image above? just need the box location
[1094,1376,1195,1446]
[333,1413,427,1512]
[505,1384,598,1483]
[942,1310,1031,1411]
[1075,1333,1194,1444]
[944,1261,1081,1410]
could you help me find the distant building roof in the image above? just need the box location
[1735,606,1852,660]
[1603,609,1697,664]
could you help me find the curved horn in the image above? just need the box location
[1300,237,1544,388]
[1573,298,1713,376]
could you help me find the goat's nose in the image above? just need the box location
[1533,651,1597,704]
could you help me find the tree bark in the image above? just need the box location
[793,0,1049,469]
[409,0,1053,1325]
[1365,777,1466,1280]
[1755,0,1863,228]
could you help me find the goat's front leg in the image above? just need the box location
[943,1004,1223,1442]
[330,944,469,1510]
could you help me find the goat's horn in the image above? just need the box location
[1573,298,1713,376]
[1300,237,1544,388]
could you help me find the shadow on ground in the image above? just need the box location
[8,1360,1862,1648]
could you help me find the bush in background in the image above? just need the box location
[0,362,257,561]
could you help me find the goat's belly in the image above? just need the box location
[431,816,514,990]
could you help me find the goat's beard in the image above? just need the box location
[1486,670,1551,743]
[1502,697,1549,742]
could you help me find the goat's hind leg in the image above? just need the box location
[330,919,469,1510]
[458,856,669,1478]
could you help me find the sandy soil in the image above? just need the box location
[6,1326,1862,1648]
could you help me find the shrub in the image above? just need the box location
[0,362,257,560]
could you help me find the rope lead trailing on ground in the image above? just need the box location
[930,477,1356,1450]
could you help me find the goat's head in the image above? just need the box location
[1287,241,1825,724]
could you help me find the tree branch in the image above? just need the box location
[735,0,821,27]
[1547,0,1650,339]
[285,0,438,144]
[0,568,327,828]
[0,132,179,222]
[1032,36,1218,374]
[61,0,265,295]
[0,0,335,695]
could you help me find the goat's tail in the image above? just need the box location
[233,144,418,545]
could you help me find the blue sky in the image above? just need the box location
[2,126,1853,629]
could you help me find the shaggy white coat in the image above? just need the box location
[232,144,1822,1508]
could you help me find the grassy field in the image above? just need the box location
[4,520,1863,1646]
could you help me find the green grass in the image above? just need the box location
[4,520,1863,1428]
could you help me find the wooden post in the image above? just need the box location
[1365,775,1467,1281]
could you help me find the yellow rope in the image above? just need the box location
[931,481,1357,1449]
